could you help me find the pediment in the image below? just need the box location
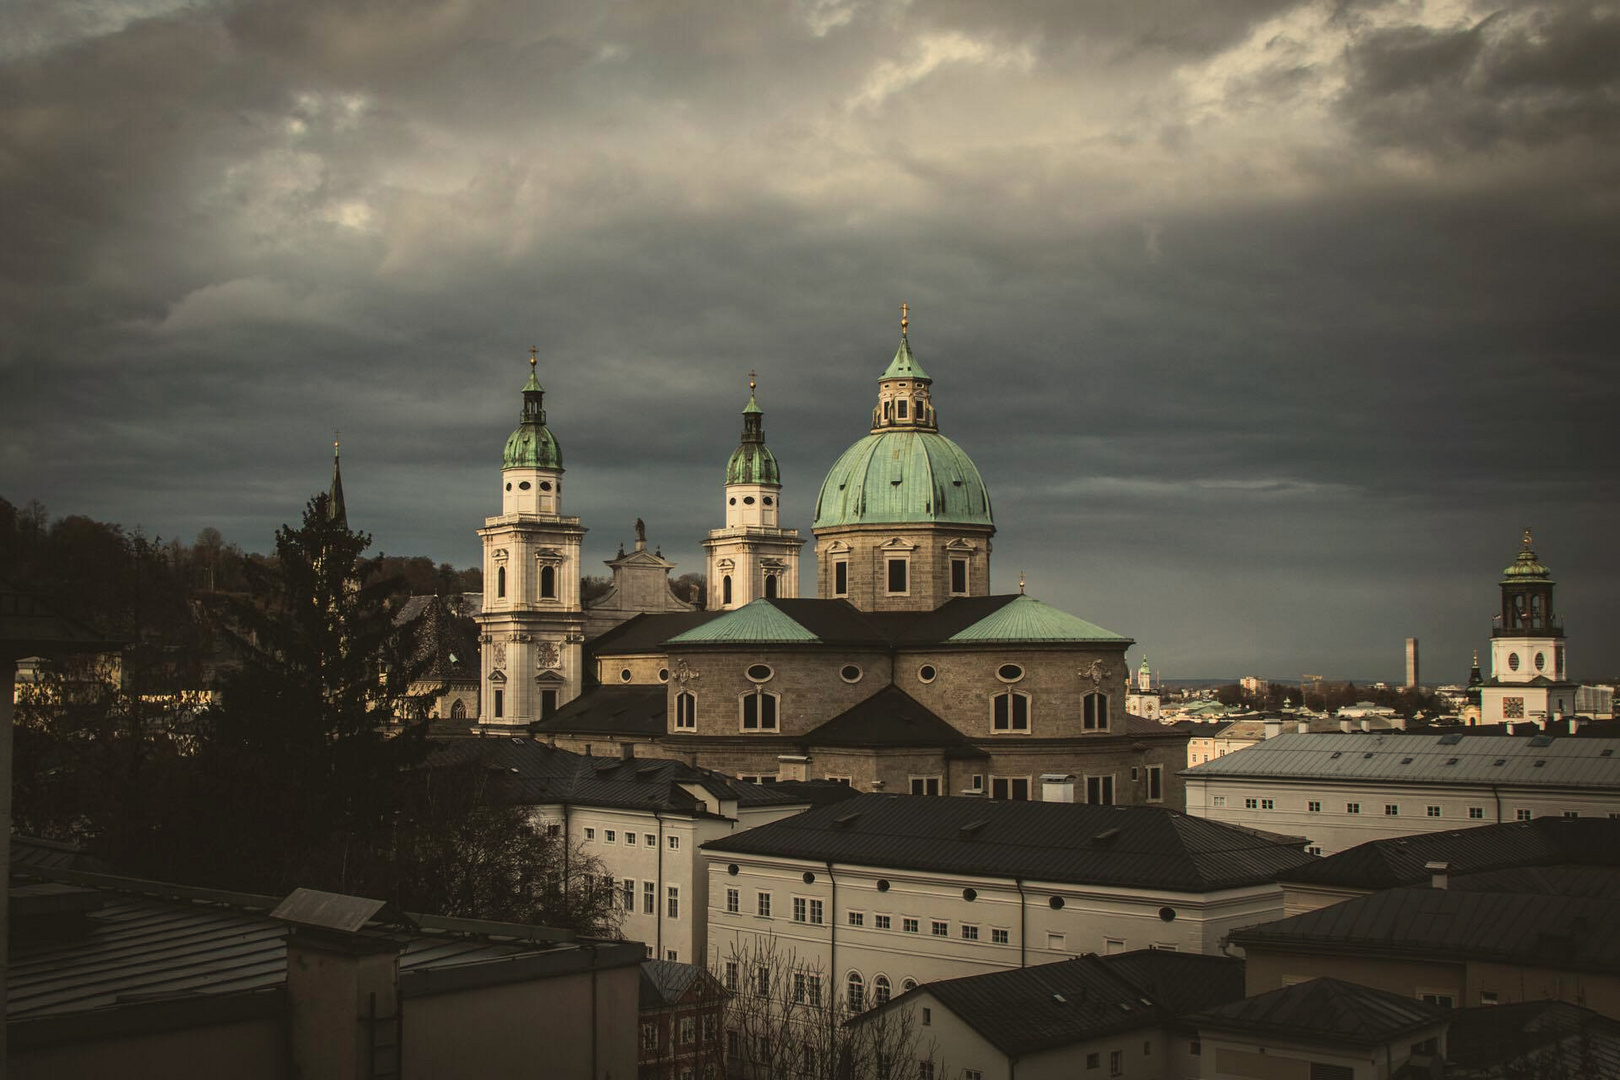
[880,537,918,551]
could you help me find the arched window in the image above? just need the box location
[723,575,733,606]
[675,692,697,730]
[901,978,917,993]
[764,574,778,599]
[1082,692,1108,731]
[449,698,466,720]
[497,565,506,598]
[873,975,891,1006]
[846,972,865,1012]
[992,690,1030,732]
[540,565,556,599]
[741,689,779,731]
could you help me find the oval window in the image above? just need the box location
[962,888,977,902]
[1508,653,1521,672]
[728,864,740,876]
[918,664,937,683]
[729,497,737,506]
[841,665,862,683]
[763,496,774,506]
[1159,906,1177,922]
[539,481,552,491]
[505,482,512,491]
[659,668,670,682]
[518,481,532,490]
[746,664,773,682]
[1534,652,1546,671]
[876,879,891,892]
[1049,896,1065,910]
[743,496,756,505]
[997,663,1025,683]
[620,668,632,682]
[803,871,816,884]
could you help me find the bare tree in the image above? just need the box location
[711,934,946,1080]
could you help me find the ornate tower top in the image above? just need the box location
[872,303,936,432]
[503,347,561,470]
[726,372,781,486]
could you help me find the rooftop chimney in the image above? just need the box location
[1340,719,1353,734]
[1297,720,1311,735]
[1425,861,1449,890]
[1264,719,1282,740]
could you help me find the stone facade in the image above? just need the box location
[814,526,992,612]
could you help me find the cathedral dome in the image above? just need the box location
[813,429,992,528]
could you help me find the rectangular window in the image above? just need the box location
[1082,693,1108,731]
[848,910,865,927]
[727,1030,740,1059]
[584,827,596,841]
[1428,805,1442,817]
[1109,1050,1122,1076]
[1419,992,1456,1008]
[887,558,908,594]
[1517,808,1533,821]
[1244,797,1258,809]
[757,967,770,996]
[1308,800,1322,812]
[910,777,941,795]
[991,777,1030,800]
[493,688,503,718]
[1386,804,1400,816]
[644,881,655,915]
[679,1017,695,1047]
[604,829,616,843]
[875,914,891,930]
[1212,795,1226,808]
[1105,938,1125,954]
[675,692,696,729]
[1481,990,1499,1005]
[991,928,1010,944]
[1048,932,1067,951]
[971,774,984,791]
[961,924,979,941]
[834,560,848,596]
[625,831,637,846]
[757,892,772,917]
[724,961,739,991]
[622,879,635,911]
[726,888,740,914]
[667,886,679,919]
[645,833,656,846]
[992,692,1030,731]
[1261,798,1275,810]
[1087,775,1115,805]
[540,688,558,716]
[1086,1053,1099,1069]
[903,917,919,934]
[950,558,968,594]
[669,835,680,850]
[1147,765,1163,802]
[794,896,807,923]
[703,1015,717,1043]
[642,1021,658,1051]
[1346,802,1361,814]
[931,920,948,937]
[1469,806,1484,819]
[806,974,822,1007]
[741,692,778,730]
[1564,810,1580,819]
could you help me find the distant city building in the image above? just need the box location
[1125,655,1161,720]
[1406,636,1420,689]
[1184,732,1620,855]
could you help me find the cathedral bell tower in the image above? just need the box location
[703,373,804,609]
[1480,529,1574,726]
[475,348,587,725]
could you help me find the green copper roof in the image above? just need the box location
[880,335,930,382]
[504,421,561,469]
[742,390,763,415]
[1502,539,1552,582]
[666,599,820,644]
[727,443,780,485]
[947,594,1129,643]
[814,430,992,528]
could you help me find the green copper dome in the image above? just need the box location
[503,363,562,469]
[813,430,992,528]
[1501,530,1551,583]
[725,384,780,485]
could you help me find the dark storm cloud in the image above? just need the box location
[5,0,1618,680]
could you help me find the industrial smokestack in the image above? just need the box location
[1406,638,1420,689]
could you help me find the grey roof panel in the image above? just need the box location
[1189,977,1449,1045]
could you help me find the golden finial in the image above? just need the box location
[1522,527,1533,549]
[529,346,538,370]
[333,430,340,459]
[1018,570,1026,595]
[749,369,757,393]
[900,302,909,337]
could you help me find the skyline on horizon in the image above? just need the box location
[6,0,1616,684]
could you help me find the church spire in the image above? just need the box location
[872,303,937,432]
[726,371,780,485]
[328,432,348,530]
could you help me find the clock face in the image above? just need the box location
[1508,652,1520,672]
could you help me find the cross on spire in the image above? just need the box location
[900,302,909,337]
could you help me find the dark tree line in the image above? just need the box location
[10,494,615,932]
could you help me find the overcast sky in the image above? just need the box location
[5,0,1617,683]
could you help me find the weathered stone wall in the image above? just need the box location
[665,647,895,737]
[813,524,993,611]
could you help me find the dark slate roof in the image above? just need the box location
[701,793,1315,891]
[11,836,113,874]
[638,959,723,1009]
[801,686,985,753]
[8,871,625,1025]
[866,951,1243,1057]
[1444,1001,1620,1079]
[530,685,668,736]
[1230,887,1620,974]
[766,780,865,808]
[590,611,723,656]
[1449,863,1620,900]
[1188,977,1449,1047]
[1096,950,1247,1016]
[423,737,807,814]
[1278,816,1620,890]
